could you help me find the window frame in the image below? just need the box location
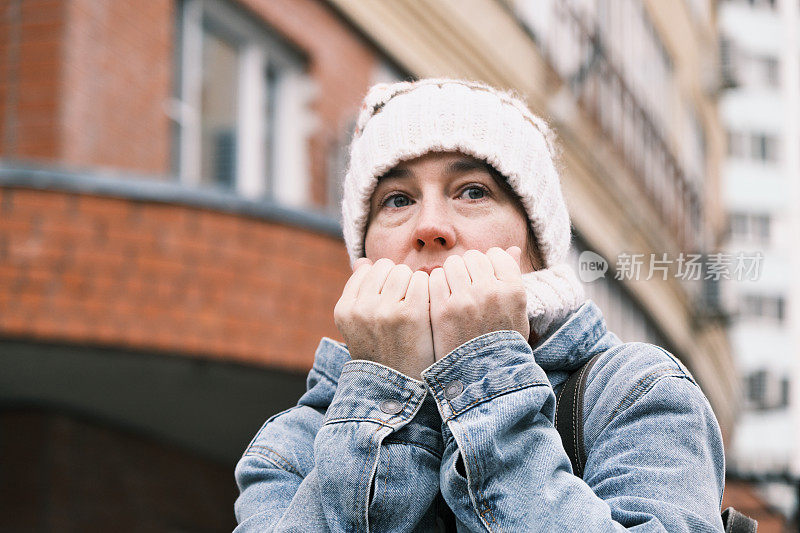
[173,0,310,204]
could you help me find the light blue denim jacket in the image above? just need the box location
[234,300,726,532]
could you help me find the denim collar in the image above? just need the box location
[311,299,617,383]
[531,299,619,372]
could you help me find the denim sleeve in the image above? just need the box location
[421,331,725,532]
[234,359,442,532]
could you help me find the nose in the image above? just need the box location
[412,199,456,253]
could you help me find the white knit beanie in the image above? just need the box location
[341,78,585,339]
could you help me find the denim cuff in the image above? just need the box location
[421,330,550,421]
[324,359,430,430]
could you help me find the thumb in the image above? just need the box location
[352,257,372,272]
[506,246,522,267]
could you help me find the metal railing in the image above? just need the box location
[531,1,705,255]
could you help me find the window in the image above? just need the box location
[752,214,771,242]
[744,370,790,411]
[739,294,785,323]
[744,0,776,8]
[727,211,771,244]
[745,370,767,406]
[726,130,746,158]
[326,62,404,218]
[719,36,738,89]
[200,28,238,187]
[751,133,779,162]
[728,213,748,238]
[326,117,355,221]
[758,56,780,87]
[173,0,313,206]
[780,376,790,407]
[727,130,779,163]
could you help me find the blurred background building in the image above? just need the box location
[0,0,792,530]
[717,0,800,522]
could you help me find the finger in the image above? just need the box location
[428,267,450,305]
[380,264,413,300]
[462,249,495,285]
[442,254,471,293]
[506,246,522,267]
[486,247,522,281]
[404,270,430,306]
[352,257,372,273]
[357,257,395,297]
[340,260,373,301]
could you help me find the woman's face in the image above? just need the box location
[364,151,537,274]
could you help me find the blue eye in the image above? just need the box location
[461,186,487,200]
[384,194,411,208]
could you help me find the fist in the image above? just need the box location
[333,257,435,379]
[429,247,529,361]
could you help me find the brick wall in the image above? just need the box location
[0,0,383,368]
[0,186,352,371]
[0,0,66,159]
[60,0,174,173]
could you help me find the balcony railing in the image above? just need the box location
[522,0,705,255]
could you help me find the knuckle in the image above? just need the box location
[486,247,503,259]
[484,289,502,307]
[374,257,395,269]
[375,305,399,325]
[352,300,372,320]
[444,254,460,267]
[334,299,350,317]
[462,298,478,315]
[394,263,413,278]
[411,269,429,282]
[502,289,525,310]
[395,306,415,324]
[447,294,475,315]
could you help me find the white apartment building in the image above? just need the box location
[718,0,800,512]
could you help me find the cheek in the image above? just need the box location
[490,213,529,248]
[364,225,401,262]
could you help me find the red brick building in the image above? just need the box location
[0,0,399,529]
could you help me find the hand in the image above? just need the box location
[429,247,529,361]
[333,257,435,379]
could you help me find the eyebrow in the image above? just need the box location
[377,157,489,183]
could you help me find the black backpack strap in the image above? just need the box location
[721,507,758,533]
[554,353,759,532]
[554,351,604,478]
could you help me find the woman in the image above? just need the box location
[234,79,725,531]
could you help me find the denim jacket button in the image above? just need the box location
[379,399,403,415]
[444,380,464,399]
